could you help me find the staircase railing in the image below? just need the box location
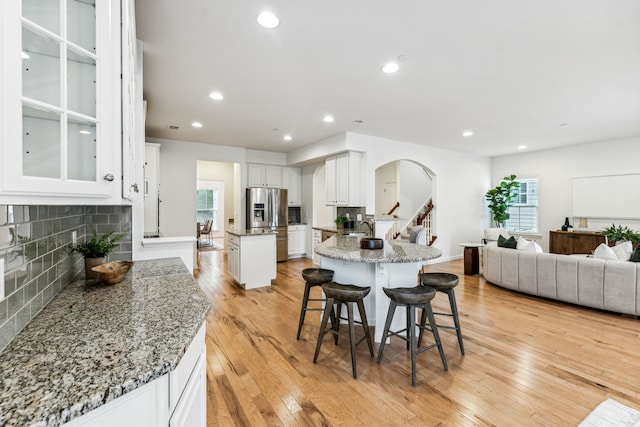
[386,201,400,216]
[420,199,437,245]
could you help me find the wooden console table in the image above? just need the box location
[549,230,606,255]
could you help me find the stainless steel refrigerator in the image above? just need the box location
[246,187,288,261]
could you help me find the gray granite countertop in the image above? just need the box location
[0,258,211,426]
[315,235,442,263]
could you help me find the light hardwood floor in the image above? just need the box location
[196,250,640,426]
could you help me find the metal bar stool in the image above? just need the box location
[376,286,448,386]
[297,268,335,340]
[418,272,464,355]
[313,282,374,379]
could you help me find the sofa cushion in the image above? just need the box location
[593,243,618,261]
[603,261,637,315]
[630,245,640,262]
[611,241,633,261]
[498,235,517,249]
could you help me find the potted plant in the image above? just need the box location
[485,174,520,227]
[601,224,640,246]
[72,229,123,279]
[335,215,348,228]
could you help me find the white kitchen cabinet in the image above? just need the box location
[281,167,302,206]
[226,231,276,289]
[288,224,307,258]
[312,229,322,266]
[247,163,281,188]
[0,0,123,202]
[66,322,206,427]
[227,235,240,282]
[325,151,364,206]
[144,143,161,236]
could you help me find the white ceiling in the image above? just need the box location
[135,0,640,157]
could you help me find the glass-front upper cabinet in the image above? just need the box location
[0,0,121,201]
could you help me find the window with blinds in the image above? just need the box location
[505,178,538,232]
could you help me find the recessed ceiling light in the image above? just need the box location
[323,115,334,123]
[382,62,399,73]
[462,131,474,137]
[192,122,203,128]
[79,130,91,135]
[209,91,224,100]
[518,145,527,150]
[283,135,292,141]
[257,12,280,29]
[21,51,30,59]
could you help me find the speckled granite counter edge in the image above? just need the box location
[0,257,211,426]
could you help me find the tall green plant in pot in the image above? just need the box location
[485,174,520,228]
[72,230,123,280]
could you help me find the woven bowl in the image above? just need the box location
[360,238,384,250]
[91,261,134,285]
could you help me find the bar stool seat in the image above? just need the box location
[376,286,448,386]
[297,268,334,340]
[313,282,374,379]
[419,272,464,355]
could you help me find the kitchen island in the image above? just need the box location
[315,236,441,342]
[226,228,277,289]
[0,258,211,427]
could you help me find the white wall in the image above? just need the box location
[491,136,640,251]
[147,137,246,238]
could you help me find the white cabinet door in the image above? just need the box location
[325,156,337,205]
[264,165,282,188]
[288,225,306,257]
[312,229,322,266]
[170,350,206,427]
[335,153,349,205]
[228,245,239,281]
[0,0,122,202]
[247,163,265,187]
[288,168,301,206]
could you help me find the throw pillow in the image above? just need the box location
[593,243,619,261]
[611,241,633,261]
[498,235,517,249]
[484,227,510,242]
[517,236,543,253]
[630,245,640,262]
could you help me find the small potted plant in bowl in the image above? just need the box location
[601,224,640,247]
[72,229,123,279]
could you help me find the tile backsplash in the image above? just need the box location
[0,205,132,351]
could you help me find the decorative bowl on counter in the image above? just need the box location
[91,260,134,285]
[360,237,384,250]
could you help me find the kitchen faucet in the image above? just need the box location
[363,218,375,236]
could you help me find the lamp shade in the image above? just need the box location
[578,217,588,229]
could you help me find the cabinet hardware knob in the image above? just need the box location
[104,173,115,181]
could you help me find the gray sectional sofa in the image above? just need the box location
[483,244,640,316]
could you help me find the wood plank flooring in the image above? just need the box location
[196,250,640,426]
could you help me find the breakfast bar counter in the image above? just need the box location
[316,236,441,342]
[0,258,211,426]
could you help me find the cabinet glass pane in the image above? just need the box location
[67,49,96,117]
[67,118,96,181]
[67,0,96,53]
[23,106,61,179]
[22,0,61,35]
[22,27,61,107]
